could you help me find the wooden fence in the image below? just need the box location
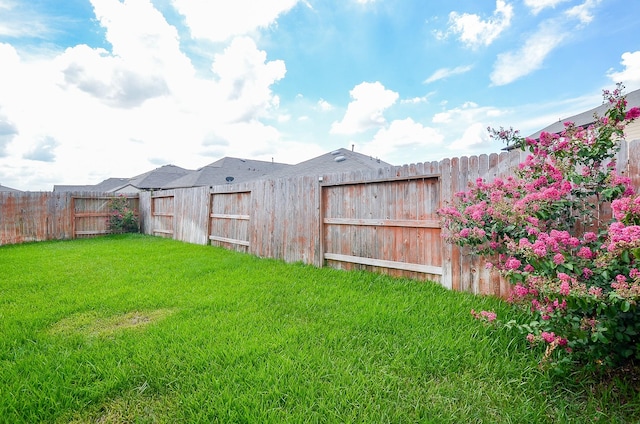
[133,139,640,296]
[3,139,639,296]
[0,192,139,245]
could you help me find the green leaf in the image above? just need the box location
[622,301,631,313]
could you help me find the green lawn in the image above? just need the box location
[1,234,638,423]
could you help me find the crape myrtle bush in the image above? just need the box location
[440,84,640,371]
[107,195,139,233]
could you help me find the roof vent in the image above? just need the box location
[225,176,234,183]
[330,150,341,155]
[334,155,346,162]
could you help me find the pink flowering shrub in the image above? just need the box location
[442,84,640,370]
[107,195,139,233]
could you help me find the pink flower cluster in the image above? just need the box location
[605,222,640,252]
[458,227,487,239]
[471,309,497,323]
[626,107,640,120]
[540,331,568,346]
[610,275,640,298]
[526,332,569,349]
[611,195,640,222]
[516,230,582,258]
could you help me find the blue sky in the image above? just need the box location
[0,0,639,190]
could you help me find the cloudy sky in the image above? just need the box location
[1,0,639,190]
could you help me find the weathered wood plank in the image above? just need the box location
[209,213,251,221]
[324,252,443,275]
[209,235,250,247]
[323,217,440,228]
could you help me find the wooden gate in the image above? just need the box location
[321,175,442,282]
[151,193,174,238]
[72,195,138,238]
[209,191,251,252]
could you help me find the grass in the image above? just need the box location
[1,234,639,423]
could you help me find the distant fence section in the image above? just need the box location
[3,139,639,297]
[0,192,139,245]
[72,195,139,238]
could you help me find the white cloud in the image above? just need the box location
[491,0,602,86]
[431,101,506,155]
[59,45,170,108]
[23,136,59,162]
[447,0,513,49]
[171,0,300,42]
[523,0,570,15]
[0,113,18,157]
[317,99,333,111]
[564,0,601,25]
[607,51,640,91]
[331,82,399,135]
[433,101,499,124]
[0,1,293,190]
[210,36,287,122]
[401,96,429,104]
[448,122,492,151]
[490,22,565,86]
[424,65,473,84]
[0,0,52,38]
[366,118,443,157]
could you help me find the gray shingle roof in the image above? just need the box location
[0,184,21,192]
[50,149,393,191]
[163,157,291,189]
[264,148,392,180]
[128,165,192,190]
[527,88,640,140]
[53,184,96,192]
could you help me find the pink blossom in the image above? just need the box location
[559,281,571,296]
[480,310,497,322]
[625,107,640,120]
[567,237,581,248]
[519,238,532,249]
[553,253,565,265]
[526,333,536,344]
[583,268,594,279]
[505,257,522,270]
[541,332,556,343]
[583,232,597,243]
[513,284,529,298]
[588,286,602,297]
[577,247,593,259]
[531,299,541,311]
[553,299,567,310]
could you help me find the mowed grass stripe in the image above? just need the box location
[0,234,637,423]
